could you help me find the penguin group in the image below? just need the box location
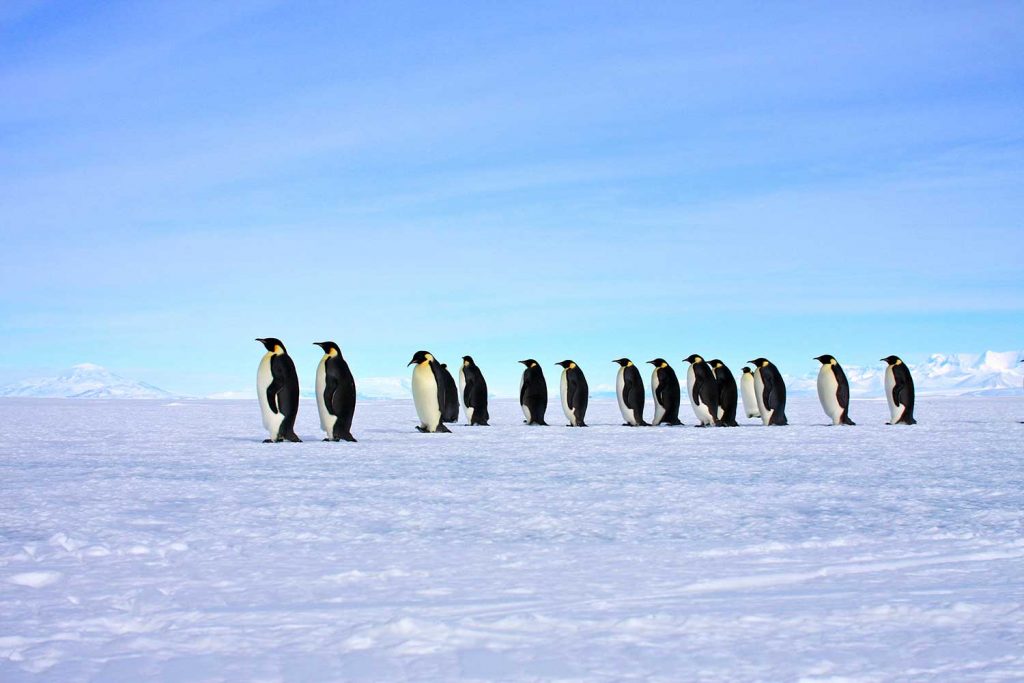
[255,339,925,441]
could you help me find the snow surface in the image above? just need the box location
[1,396,1023,682]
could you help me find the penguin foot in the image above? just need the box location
[323,438,331,442]
[262,439,274,443]
[415,426,428,433]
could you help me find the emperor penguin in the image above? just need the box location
[707,359,738,426]
[313,341,358,442]
[255,338,302,443]
[518,359,548,425]
[749,358,788,425]
[556,360,589,427]
[683,354,719,426]
[740,368,760,419]
[814,354,855,426]
[613,358,648,426]
[459,356,490,426]
[439,363,460,423]
[647,358,683,426]
[313,342,358,444]
[408,351,452,433]
[881,355,916,425]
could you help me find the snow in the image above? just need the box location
[1,396,1022,681]
[0,364,174,399]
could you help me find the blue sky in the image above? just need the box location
[1,1,1022,397]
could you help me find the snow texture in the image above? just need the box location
[1,396,1022,682]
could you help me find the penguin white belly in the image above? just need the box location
[412,364,442,431]
[520,374,531,422]
[257,352,285,439]
[884,366,903,423]
[315,357,337,437]
[560,372,575,425]
[651,369,665,425]
[459,367,473,422]
[687,366,713,425]
[817,366,843,425]
[741,373,760,418]
[753,370,771,425]
[615,367,633,425]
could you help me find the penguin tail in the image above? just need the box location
[436,422,452,433]
[339,432,357,442]
[901,417,917,425]
[841,414,856,426]
[284,431,303,442]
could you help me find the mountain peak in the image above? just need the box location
[0,364,175,399]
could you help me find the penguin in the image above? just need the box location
[881,355,916,425]
[439,363,460,423]
[255,338,302,443]
[707,359,739,426]
[459,356,490,426]
[814,354,855,426]
[683,354,719,426]
[556,360,589,427]
[518,359,549,425]
[612,358,648,426]
[647,358,683,426]
[749,358,788,425]
[740,368,761,419]
[313,341,358,442]
[408,351,452,433]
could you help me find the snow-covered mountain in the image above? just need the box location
[0,364,175,399]
[787,351,1024,398]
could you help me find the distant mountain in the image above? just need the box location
[786,351,1024,397]
[0,364,175,399]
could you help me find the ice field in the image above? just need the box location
[1,396,1023,682]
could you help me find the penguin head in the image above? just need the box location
[462,355,475,367]
[555,360,577,369]
[647,358,669,368]
[518,359,539,368]
[707,359,724,370]
[741,367,752,374]
[683,354,704,365]
[748,358,771,368]
[256,338,286,354]
[815,354,838,365]
[408,350,434,366]
[612,358,633,367]
[314,341,340,357]
[880,355,903,366]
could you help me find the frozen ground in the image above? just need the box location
[1,396,1023,682]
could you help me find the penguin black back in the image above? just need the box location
[684,354,720,426]
[557,360,589,427]
[461,356,490,426]
[882,355,916,425]
[647,359,682,425]
[613,358,648,426]
[314,341,358,442]
[708,359,738,426]
[519,359,548,425]
[256,337,302,442]
[440,363,460,423]
[749,357,788,426]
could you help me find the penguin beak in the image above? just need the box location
[255,338,264,343]
[407,360,416,366]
